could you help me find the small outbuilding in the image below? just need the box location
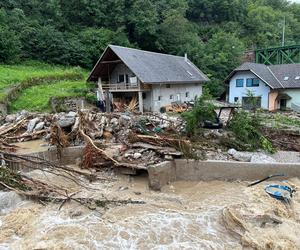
[87,45,209,112]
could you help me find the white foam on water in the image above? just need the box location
[30,206,239,250]
[0,191,24,215]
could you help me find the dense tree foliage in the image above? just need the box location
[0,0,299,96]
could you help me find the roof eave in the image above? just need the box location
[145,80,209,85]
[87,45,112,82]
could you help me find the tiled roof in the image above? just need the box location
[88,45,209,84]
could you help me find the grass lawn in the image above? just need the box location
[0,61,85,91]
[10,80,88,112]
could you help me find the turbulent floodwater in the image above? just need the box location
[0,171,299,250]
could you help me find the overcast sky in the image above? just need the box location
[290,0,300,3]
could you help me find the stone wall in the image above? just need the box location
[50,97,87,113]
[0,103,8,115]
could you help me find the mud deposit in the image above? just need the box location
[0,171,299,250]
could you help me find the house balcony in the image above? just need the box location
[102,82,151,92]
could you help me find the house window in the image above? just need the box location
[126,74,129,83]
[185,92,190,98]
[234,97,239,102]
[166,84,171,88]
[236,79,244,87]
[142,93,146,99]
[158,96,162,101]
[118,74,124,83]
[246,78,259,87]
[170,94,173,100]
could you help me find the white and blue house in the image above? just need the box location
[225,62,300,111]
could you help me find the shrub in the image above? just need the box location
[182,89,216,135]
[85,92,97,104]
[228,110,275,153]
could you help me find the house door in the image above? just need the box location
[280,99,287,110]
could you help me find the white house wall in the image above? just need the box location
[282,89,300,108]
[229,71,270,109]
[151,83,203,112]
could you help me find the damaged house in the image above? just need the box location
[87,45,209,112]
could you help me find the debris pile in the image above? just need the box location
[0,110,189,209]
[0,110,189,168]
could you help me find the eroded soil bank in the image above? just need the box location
[0,170,299,250]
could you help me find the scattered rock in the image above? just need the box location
[250,153,276,163]
[133,152,142,159]
[20,110,29,116]
[34,121,45,131]
[228,148,237,155]
[124,153,131,158]
[164,155,173,160]
[15,115,24,122]
[5,114,16,123]
[57,116,75,128]
[110,118,119,126]
[118,186,129,191]
[228,148,252,162]
[66,111,77,118]
[27,117,40,133]
[70,210,83,218]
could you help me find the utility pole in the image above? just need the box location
[282,16,286,46]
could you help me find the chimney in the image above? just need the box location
[184,53,188,62]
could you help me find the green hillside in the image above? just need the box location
[0,61,89,112]
[10,80,87,112]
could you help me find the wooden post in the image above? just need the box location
[105,89,111,113]
[138,91,143,113]
[97,77,104,101]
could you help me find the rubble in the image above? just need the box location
[250,153,276,163]
[27,118,40,133]
[228,148,252,162]
[34,121,44,131]
[0,109,299,169]
[228,148,277,163]
[0,110,185,169]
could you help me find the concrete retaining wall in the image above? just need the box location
[7,146,83,171]
[148,159,300,190]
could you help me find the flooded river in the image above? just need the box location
[0,170,299,249]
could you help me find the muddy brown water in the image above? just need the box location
[0,168,299,250]
[12,139,46,154]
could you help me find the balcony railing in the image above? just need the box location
[102,82,139,91]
